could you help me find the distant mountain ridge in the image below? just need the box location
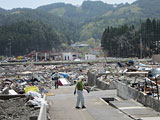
[37,1,116,23]
[35,0,160,41]
[0,8,7,14]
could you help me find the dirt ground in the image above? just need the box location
[0,97,39,120]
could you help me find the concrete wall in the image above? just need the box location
[87,71,116,90]
[87,71,96,87]
[117,81,160,112]
[117,81,138,100]
[96,79,116,90]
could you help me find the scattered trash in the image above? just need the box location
[9,89,18,95]
[24,86,39,93]
[1,60,160,119]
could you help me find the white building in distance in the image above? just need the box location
[62,52,72,61]
[85,54,96,60]
[62,52,80,61]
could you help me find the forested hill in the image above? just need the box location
[37,1,115,23]
[101,19,160,58]
[133,0,160,17]
[0,8,78,42]
[0,20,70,56]
[77,0,160,41]
[36,0,160,41]
[0,8,78,56]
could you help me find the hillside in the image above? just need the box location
[0,8,79,42]
[0,0,160,56]
[36,1,127,41]
[101,19,160,58]
[0,20,70,56]
[0,8,7,14]
[37,1,115,24]
[79,0,160,41]
[36,0,160,41]
[133,0,160,18]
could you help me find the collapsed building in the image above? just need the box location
[87,60,160,112]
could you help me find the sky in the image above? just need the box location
[0,0,137,10]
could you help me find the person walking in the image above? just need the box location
[74,76,86,109]
[52,71,59,89]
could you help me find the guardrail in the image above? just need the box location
[0,59,132,66]
[38,94,47,120]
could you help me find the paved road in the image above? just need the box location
[47,86,132,120]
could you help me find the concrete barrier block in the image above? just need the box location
[137,92,146,105]
[152,98,159,111]
[88,71,116,90]
[144,95,151,107]
[117,81,130,99]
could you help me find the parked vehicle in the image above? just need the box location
[0,60,8,63]
[148,68,160,79]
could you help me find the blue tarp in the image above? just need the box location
[59,73,69,78]
[128,60,134,65]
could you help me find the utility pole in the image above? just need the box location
[45,52,47,61]
[36,52,38,62]
[140,34,142,59]
[9,39,11,57]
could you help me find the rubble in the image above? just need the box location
[0,65,50,120]
[1,59,160,117]
[0,62,93,119]
[0,97,39,120]
[86,60,160,98]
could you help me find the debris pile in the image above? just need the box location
[0,63,94,119]
[0,65,51,120]
[0,97,39,120]
[116,60,160,99]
